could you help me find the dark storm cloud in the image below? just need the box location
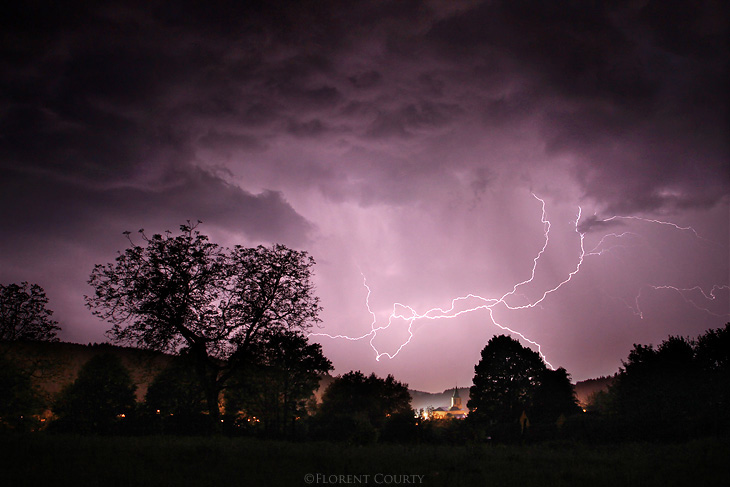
[366,102,460,139]
[422,0,729,213]
[425,1,657,101]
[198,130,268,152]
[0,0,318,245]
[0,77,310,241]
[576,215,625,234]
[0,160,311,245]
[480,91,541,127]
[286,119,326,138]
[2,0,726,226]
[133,168,313,243]
[349,71,383,90]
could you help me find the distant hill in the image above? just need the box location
[1,340,173,404]
[1,340,335,408]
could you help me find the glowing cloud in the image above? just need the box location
[311,194,729,369]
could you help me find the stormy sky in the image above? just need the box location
[1,0,728,392]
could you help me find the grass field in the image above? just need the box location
[1,435,728,487]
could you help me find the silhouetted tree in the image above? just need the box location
[611,336,697,425]
[532,367,581,423]
[144,354,208,433]
[0,354,43,430]
[52,353,136,434]
[468,335,546,425]
[315,371,413,443]
[85,223,322,425]
[0,282,60,342]
[225,330,332,437]
[609,323,730,438]
[695,323,730,424]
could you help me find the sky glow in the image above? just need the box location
[312,194,728,376]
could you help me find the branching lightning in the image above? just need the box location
[585,232,642,257]
[585,215,728,319]
[598,215,704,240]
[310,194,730,368]
[631,284,730,319]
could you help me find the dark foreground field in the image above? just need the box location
[1,435,728,487]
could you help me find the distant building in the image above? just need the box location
[431,387,468,419]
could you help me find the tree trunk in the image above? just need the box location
[204,382,221,429]
[190,343,222,432]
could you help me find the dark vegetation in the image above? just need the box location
[0,354,43,431]
[312,371,414,443]
[468,334,581,442]
[224,329,332,438]
[1,222,729,484]
[7,324,725,444]
[588,325,730,442]
[1,435,728,487]
[51,354,137,434]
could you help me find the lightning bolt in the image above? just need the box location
[585,232,643,257]
[601,215,699,234]
[632,284,730,319]
[311,194,569,369]
[310,194,729,369]
[585,215,729,319]
[597,215,722,247]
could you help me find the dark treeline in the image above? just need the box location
[1,224,729,444]
[3,324,728,444]
[580,323,730,442]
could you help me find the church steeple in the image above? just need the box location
[451,386,462,409]
[430,385,469,420]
